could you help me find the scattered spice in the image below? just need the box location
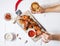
[25,40,28,44]
[19,37,21,40]
[13,20,16,24]
[16,34,19,37]
[5,13,11,21]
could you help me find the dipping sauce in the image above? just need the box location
[4,33,13,41]
[28,30,35,37]
[5,13,11,21]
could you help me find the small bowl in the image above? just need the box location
[27,28,36,38]
[4,33,16,41]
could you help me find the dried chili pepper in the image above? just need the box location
[15,0,22,11]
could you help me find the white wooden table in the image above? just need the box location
[0,0,60,46]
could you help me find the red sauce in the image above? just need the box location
[5,13,11,21]
[28,30,35,37]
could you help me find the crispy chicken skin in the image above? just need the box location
[20,15,30,20]
[19,15,42,36]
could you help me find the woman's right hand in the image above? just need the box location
[41,33,52,43]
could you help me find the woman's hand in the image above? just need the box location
[31,2,45,14]
[31,7,45,14]
[41,33,52,43]
[31,2,60,13]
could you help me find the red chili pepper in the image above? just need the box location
[15,0,22,11]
